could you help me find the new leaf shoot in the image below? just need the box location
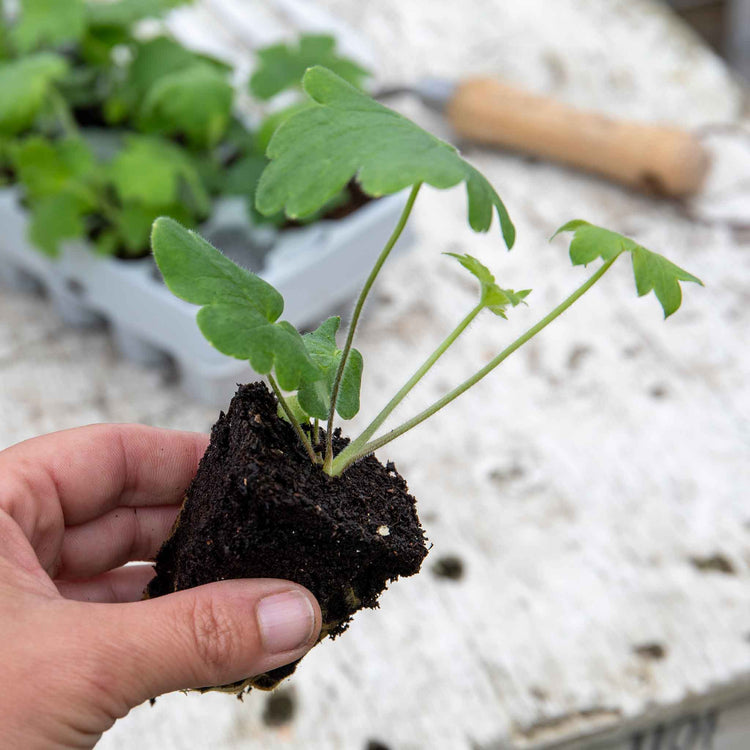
[297,317,363,421]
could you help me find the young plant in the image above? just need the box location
[10,133,209,257]
[147,67,702,695]
[153,66,702,478]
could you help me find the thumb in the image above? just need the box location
[87,579,321,705]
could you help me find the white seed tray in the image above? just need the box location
[0,188,410,405]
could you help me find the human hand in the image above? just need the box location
[0,424,321,749]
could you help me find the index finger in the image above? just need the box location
[0,424,209,532]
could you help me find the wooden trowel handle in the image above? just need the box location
[446,77,709,197]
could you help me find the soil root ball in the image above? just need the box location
[146,382,428,692]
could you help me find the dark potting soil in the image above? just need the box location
[146,382,428,692]
[283,180,373,229]
[322,180,372,221]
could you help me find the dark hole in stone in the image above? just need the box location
[158,354,181,387]
[530,686,549,701]
[633,642,667,661]
[65,278,85,297]
[649,384,668,399]
[366,741,392,750]
[489,464,525,484]
[262,689,296,727]
[689,554,736,575]
[432,555,464,581]
[567,344,592,371]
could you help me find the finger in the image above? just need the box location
[56,506,179,580]
[0,425,208,568]
[56,565,156,603]
[84,580,321,704]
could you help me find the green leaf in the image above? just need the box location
[14,137,95,200]
[445,252,530,317]
[256,66,515,247]
[94,229,120,257]
[277,393,311,425]
[630,245,703,318]
[28,193,88,257]
[108,136,209,214]
[250,34,370,100]
[112,204,161,255]
[151,217,320,390]
[107,37,230,123]
[297,317,363,420]
[553,220,703,317]
[224,152,280,225]
[255,100,313,155]
[140,63,234,147]
[122,37,202,97]
[13,137,96,255]
[12,0,86,53]
[0,53,68,136]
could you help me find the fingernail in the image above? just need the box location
[257,591,316,654]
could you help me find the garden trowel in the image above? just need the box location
[377,76,711,199]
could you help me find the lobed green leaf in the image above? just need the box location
[12,0,86,53]
[0,53,68,136]
[151,218,320,390]
[631,245,703,318]
[140,64,233,148]
[250,34,369,100]
[553,220,703,317]
[13,137,94,200]
[297,317,363,420]
[108,136,209,215]
[256,66,515,247]
[28,193,88,257]
[106,36,230,124]
[445,252,530,317]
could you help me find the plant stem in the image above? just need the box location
[329,255,620,476]
[268,375,320,465]
[49,89,79,140]
[341,302,484,463]
[323,182,422,471]
[313,418,320,447]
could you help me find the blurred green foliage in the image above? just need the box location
[0,0,370,257]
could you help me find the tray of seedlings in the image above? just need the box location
[0,0,410,404]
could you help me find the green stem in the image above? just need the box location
[329,255,619,476]
[268,375,320,465]
[313,418,320,447]
[49,89,79,139]
[323,182,422,471]
[342,302,484,463]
